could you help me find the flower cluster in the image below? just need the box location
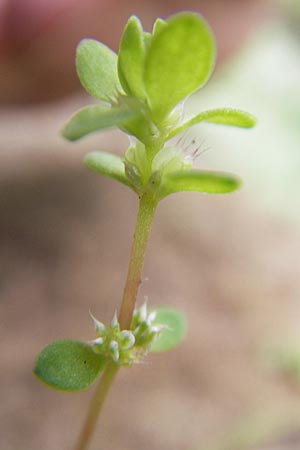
[90,303,165,367]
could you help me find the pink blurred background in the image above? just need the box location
[2,2,300,450]
[0,0,272,103]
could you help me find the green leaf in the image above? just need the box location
[144,12,215,123]
[143,32,152,52]
[118,16,146,99]
[115,96,157,144]
[120,110,157,144]
[168,108,257,139]
[150,307,187,352]
[84,151,132,188]
[152,17,167,35]
[159,170,241,198]
[34,340,106,391]
[61,105,138,141]
[76,39,122,101]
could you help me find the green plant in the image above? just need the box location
[34,12,256,450]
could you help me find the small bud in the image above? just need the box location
[89,311,106,334]
[93,337,104,346]
[92,337,105,354]
[124,162,142,189]
[147,311,156,324]
[110,311,120,331]
[109,340,119,363]
[120,331,135,350]
[109,340,118,350]
[139,302,148,322]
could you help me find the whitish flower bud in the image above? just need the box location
[139,301,148,322]
[147,311,156,325]
[109,340,119,363]
[93,337,104,346]
[110,311,120,331]
[120,331,135,350]
[89,311,106,334]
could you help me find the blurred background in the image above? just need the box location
[1,1,300,449]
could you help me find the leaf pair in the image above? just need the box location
[84,151,240,197]
[34,307,186,392]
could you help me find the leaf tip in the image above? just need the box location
[245,113,257,128]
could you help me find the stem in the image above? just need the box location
[118,194,157,329]
[73,193,157,450]
[74,362,118,450]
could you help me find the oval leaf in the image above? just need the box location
[159,170,241,198]
[84,151,132,188]
[118,16,146,99]
[34,340,106,391]
[145,13,215,122]
[76,39,122,101]
[168,108,257,139]
[61,105,138,141]
[150,307,187,353]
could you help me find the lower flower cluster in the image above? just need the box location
[91,303,165,367]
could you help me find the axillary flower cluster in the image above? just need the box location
[91,303,166,367]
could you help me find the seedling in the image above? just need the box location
[34,12,256,450]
